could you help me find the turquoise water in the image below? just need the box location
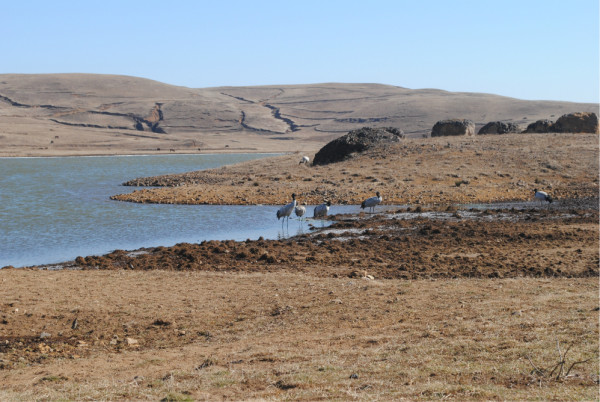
[1,154,345,268]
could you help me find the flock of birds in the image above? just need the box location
[277,156,554,225]
[276,191,382,226]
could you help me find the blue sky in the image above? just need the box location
[2,0,599,103]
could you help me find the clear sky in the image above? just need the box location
[2,0,599,103]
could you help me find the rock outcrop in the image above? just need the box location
[523,119,554,133]
[431,119,475,137]
[552,112,599,133]
[312,127,404,165]
[478,121,521,135]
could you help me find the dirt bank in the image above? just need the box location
[111,133,599,206]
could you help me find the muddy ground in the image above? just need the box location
[68,202,599,280]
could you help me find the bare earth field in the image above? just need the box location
[1,131,599,400]
[0,272,597,401]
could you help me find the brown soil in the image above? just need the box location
[1,272,598,400]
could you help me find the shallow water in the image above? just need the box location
[1,154,364,268]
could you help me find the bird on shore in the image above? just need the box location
[299,156,310,164]
[314,200,331,218]
[277,193,297,227]
[295,202,306,220]
[361,191,382,213]
[533,189,553,205]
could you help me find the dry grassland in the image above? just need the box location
[0,270,598,401]
[112,133,598,206]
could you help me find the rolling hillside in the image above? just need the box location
[0,74,597,156]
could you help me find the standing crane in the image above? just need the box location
[361,191,382,213]
[277,193,297,227]
[533,189,553,205]
[314,200,331,218]
[295,202,306,220]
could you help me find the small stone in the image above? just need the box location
[40,332,51,339]
[125,337,139,346]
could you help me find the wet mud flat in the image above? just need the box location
[53,198,599,280]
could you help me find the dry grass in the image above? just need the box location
[1,270,597,400]
[112,133,599,206]
[2,74,597,157]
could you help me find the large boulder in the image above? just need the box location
[477,121,521,135]
[552,112,599,133]
[431,119,475,137]
[312,127,404,165]
[523,119,554,133]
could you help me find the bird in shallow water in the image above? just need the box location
[295,202,306,220]
[533,189,553,205]
[277,193,297,227]
[314,200,331,218]
[361,191,382,213]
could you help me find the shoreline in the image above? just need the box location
[14,196,599,272]
[0,150,290,159]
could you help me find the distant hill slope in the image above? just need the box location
[0,74,597,156]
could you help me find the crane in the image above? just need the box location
[361,191,382,213]
[314,200,331,218]
[277,193,297,227]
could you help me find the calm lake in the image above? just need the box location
[0,154,355,268]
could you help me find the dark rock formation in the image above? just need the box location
[134,120,144,131]
[552,112,599,134]
[477,121,521,135]
[523,119,554,133]
[312,127,404,165]
[431,119,475,137]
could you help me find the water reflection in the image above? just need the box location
[276,216,329,239]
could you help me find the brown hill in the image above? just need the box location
[0,73,597,156]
